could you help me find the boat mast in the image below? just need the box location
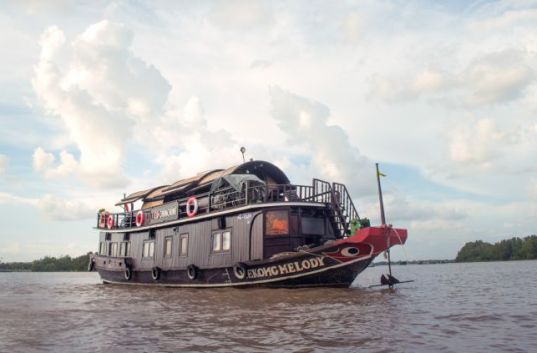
[375,163,386,225]
[376,163,393,284]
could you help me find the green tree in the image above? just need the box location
[456,235,537,262]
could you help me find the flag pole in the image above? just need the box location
[376,163,393,285]
[375,163,386,225]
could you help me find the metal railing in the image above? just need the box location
[97,180,360,234]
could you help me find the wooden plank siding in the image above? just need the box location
[101,210,264,271]
[97,205,330,271]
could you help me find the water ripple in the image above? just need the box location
[1,262,537,352]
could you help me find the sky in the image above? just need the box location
[0,0,536,262]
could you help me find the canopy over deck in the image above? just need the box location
[115,185,168,206]
[115,160,290,206]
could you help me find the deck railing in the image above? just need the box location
[97,180,360,234]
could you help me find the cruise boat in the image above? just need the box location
[89,160,407,287]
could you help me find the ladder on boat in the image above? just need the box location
[313,179,360,237]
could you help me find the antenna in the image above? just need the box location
[240,146,246,163]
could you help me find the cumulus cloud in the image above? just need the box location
[369,69,449,102]
[32,147,54,172]
[32,147,77,178]
[36,195,96,221]
[0,154,8,175]
[0,192,95,221]
[370,50,535,106]
[32,21,171,188]
[269,86,374,195]
[209,0,274,31]
[147,96,240,181]
[461,51,534,106]
[0,192,38,206]
[449,118,537,172]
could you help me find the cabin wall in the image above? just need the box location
[123,211,260,271]
[130,231,150,269]
[98,205,328,271]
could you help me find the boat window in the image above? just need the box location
[180,234,188,256]
[212,232,222,252]
[212,231,231,253]
[222,231,231,251]
[99,242,106,255]
[164,237,172,257]
[301,217,325,235]
[119,242,127,257]
[265,210,289,236]
[110,242,118,257]
[143,240,154,258]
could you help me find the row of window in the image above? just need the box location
[100,210,323,257]
[99,241,130,257]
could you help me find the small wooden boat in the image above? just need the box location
[89,160,407,287]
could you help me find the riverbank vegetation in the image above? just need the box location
[456,236,537,262]
[0,253,91,272]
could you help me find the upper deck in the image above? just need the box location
[96,161,361,235]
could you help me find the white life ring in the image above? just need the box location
[106,215,114,229]
[186,197,198,217]
[135,210,145,227]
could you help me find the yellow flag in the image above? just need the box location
[377,170,387,177]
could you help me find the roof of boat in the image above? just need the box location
[115,160,290,206]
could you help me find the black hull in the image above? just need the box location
[97,255,373,288]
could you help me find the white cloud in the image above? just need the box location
[147,96,240,182]
[36,195,96,221]
[447,117,537,172]
[32,21,171,188]
[269,86,374,195]
[461,51,534,106]
[0,192,38,206]
[32,147,77,178]
[370,50,535,106]
[0,192,96,221]
[209,0,274,31]
[0,154,8,175]
[32,147,54,172]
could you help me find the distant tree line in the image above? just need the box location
[456,236,537,262]
[0,253,91,272]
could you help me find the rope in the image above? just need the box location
[391,227,410,263]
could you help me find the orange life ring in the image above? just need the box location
[107,215,114,229]
[186,197,198,217]
[135,210,144,227]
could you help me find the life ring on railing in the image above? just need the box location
[151,267,161,281]
[135,210,144,227]
[233,262,247,280]
[124,266,133,280]
[187,264,199,280]
[107,215,114,229]
[186,197,198,217]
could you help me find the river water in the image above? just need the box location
[0,261,536,353]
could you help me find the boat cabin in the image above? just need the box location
[95,161,361,271]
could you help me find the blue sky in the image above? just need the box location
[1,0,536,261]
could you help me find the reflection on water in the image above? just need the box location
[1,261,536,353]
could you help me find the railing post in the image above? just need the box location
[245,181,249,206]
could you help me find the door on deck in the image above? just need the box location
[263,209,301,259]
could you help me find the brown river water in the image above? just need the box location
[1,261,536,353]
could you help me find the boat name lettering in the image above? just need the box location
[247,256,326,279]
[237,213,253,220]
[148,203,179,224]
